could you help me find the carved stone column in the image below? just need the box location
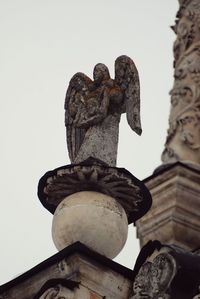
[162,0,200,166]
[137,0,200,250]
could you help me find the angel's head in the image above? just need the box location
[93,63,110,85]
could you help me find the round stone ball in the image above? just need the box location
[52,191,128,259]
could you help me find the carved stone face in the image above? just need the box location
[93,63,110,84]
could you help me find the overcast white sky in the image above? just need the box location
[0,0,179,285]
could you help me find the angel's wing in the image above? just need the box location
[115,55,142,135]
[65,72,93,163]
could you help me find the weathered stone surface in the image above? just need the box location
[136,163,200,251]
[0,243,133,299]
[52,191,128,259]
[65,55,141,167]
[162,0,200,166]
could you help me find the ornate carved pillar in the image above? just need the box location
[136,0,200,250]
[162,0,200,166]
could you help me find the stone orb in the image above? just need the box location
[52,191,128,259]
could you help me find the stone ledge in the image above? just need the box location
[136,162,200,250]
[0,242,133,299]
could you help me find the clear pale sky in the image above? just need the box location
[0,0,178,284]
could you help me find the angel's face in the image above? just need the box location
[93,63,110,84]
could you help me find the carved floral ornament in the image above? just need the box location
[130,252,177,299]
[38,158,152,223]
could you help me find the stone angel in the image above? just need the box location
[65,55,142,167]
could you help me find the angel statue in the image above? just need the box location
[65,55,142,167]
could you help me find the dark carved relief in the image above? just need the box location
[65,55,141,167]
[162,0,200,166]
[37,285,73,299]
[131,253,177,299]
[34,279,78,299]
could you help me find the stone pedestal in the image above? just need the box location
[38,158,152,259]
[136,162,200,251]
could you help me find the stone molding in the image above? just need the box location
[136,163,200,250]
